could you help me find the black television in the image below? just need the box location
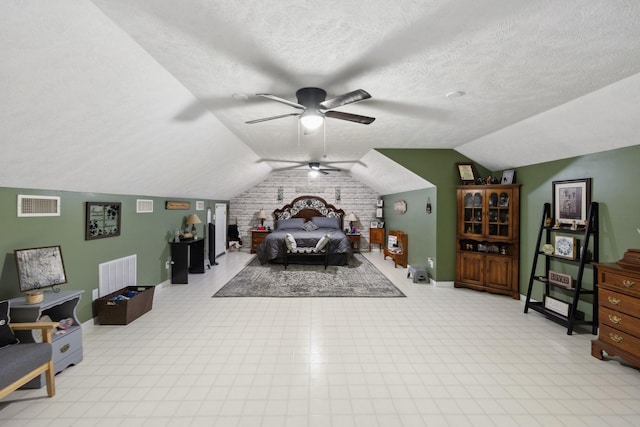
[14,245,67,292]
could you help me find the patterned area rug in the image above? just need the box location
[213,254,405,297]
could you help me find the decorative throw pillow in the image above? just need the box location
[284,233,297,251]
[0,300,19,348]
[310,216,340,229]
[302,221,318,231]
[315,234,331,252]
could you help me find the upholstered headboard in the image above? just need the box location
[274,195,344,230]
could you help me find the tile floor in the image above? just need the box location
[2,250,640,426]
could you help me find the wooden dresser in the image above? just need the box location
[592,249,640,368]
[369,227,385,251]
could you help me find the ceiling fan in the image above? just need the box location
[308,162,340,175]
[246,87,376,130]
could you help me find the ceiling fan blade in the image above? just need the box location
[325,110,376,125]
[257,94,305,110]
[245,112,300,124]
[319,89,371,110]
[319,169,329,175]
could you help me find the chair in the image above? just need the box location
[0,318,59,399]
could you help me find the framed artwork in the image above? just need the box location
[377,221,384,228]
[370,221,378,228]
[554,235,577,259]
[552,178,591,225]
[165,201,190,210]
[548,270,573,288]
[457,163,476,184]
[394,200,407,214]
[14,245,67,292]
[376,208,383,218]
[86,202,121,240]
[376,199,383,207]
[501,169,515,184]
[196,201,205,211]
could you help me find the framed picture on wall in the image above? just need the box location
[552,178,591,225]
[86,202,121,240]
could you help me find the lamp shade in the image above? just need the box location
[258,209,267,219]
[346,212,358,222]
[185,213,201,225]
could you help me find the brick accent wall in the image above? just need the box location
[229,170,381,251]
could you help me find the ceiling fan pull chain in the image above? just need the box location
[323,119,327,156]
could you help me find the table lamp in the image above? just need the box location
[258,209,267,226]
[346,212,358,233]
[186,213,201,239]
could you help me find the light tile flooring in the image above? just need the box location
[2,251,640,426]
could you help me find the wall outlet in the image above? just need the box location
[165,261,170,270]
[92,288,99,301]
[428,257,434,268]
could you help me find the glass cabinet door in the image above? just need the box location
[461,190,483,236]
[486,189,512,239]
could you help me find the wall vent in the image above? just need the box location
[136,199,153,213]
[17,194,61,217]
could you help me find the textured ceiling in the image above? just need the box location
[2,1,640,199]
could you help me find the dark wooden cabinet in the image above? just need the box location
[369,227,384,251]
[251,230,271,253]
[347,233,361,253]
[169,239,205,284]
[455,185,520,299]
[592,251,640,367]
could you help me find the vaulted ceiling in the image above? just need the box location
[2,1,640,199]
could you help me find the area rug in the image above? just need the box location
[213,254,405,297]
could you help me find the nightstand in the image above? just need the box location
[251,230,271,253]
[347,233,361,253]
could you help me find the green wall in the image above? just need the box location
[0,186,226,323]
[378,149,490,281]
[377,145,640,297]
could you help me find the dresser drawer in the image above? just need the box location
[599,306,640,337]
[599,287,640,317]
[598,324,640,356]
[599,270,640,298]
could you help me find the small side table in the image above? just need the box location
[347,233,361,253]
[251,230,271,253]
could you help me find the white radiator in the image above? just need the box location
[98,254,137,297]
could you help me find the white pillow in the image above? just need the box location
[314,234,330,252]
[284,233,297,251]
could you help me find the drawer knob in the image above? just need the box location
[623,279,635,288]
[60,344,70,353]
[609,333,624,344]
[608,314,622,324]
[607,296,621,305]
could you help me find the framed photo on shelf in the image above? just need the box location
[554,235,577,259]
[501,169,515,184]
[457,163,476,184]
[552,178,591,225]
[370,221,378,228]
[548,270,573,288]
[377,221,384,228]
[86,202,121,240]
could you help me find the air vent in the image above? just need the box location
[17,195,61,217]
[136,199,153,213]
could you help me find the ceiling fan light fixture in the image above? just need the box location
[309,162,321,170]
[299,110,324,130]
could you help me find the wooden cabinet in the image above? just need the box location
[455,185,520,299]
[384,230,408,268]
[251,230,271,253]
[9,290,83,388]
[592,251,640,368]
[369,227,384,251]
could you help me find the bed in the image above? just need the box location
[255,195,353,266]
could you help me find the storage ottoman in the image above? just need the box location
[95,286,155,325]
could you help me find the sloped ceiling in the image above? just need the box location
[2,1,640,199]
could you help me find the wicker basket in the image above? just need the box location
[25,290,44,304]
